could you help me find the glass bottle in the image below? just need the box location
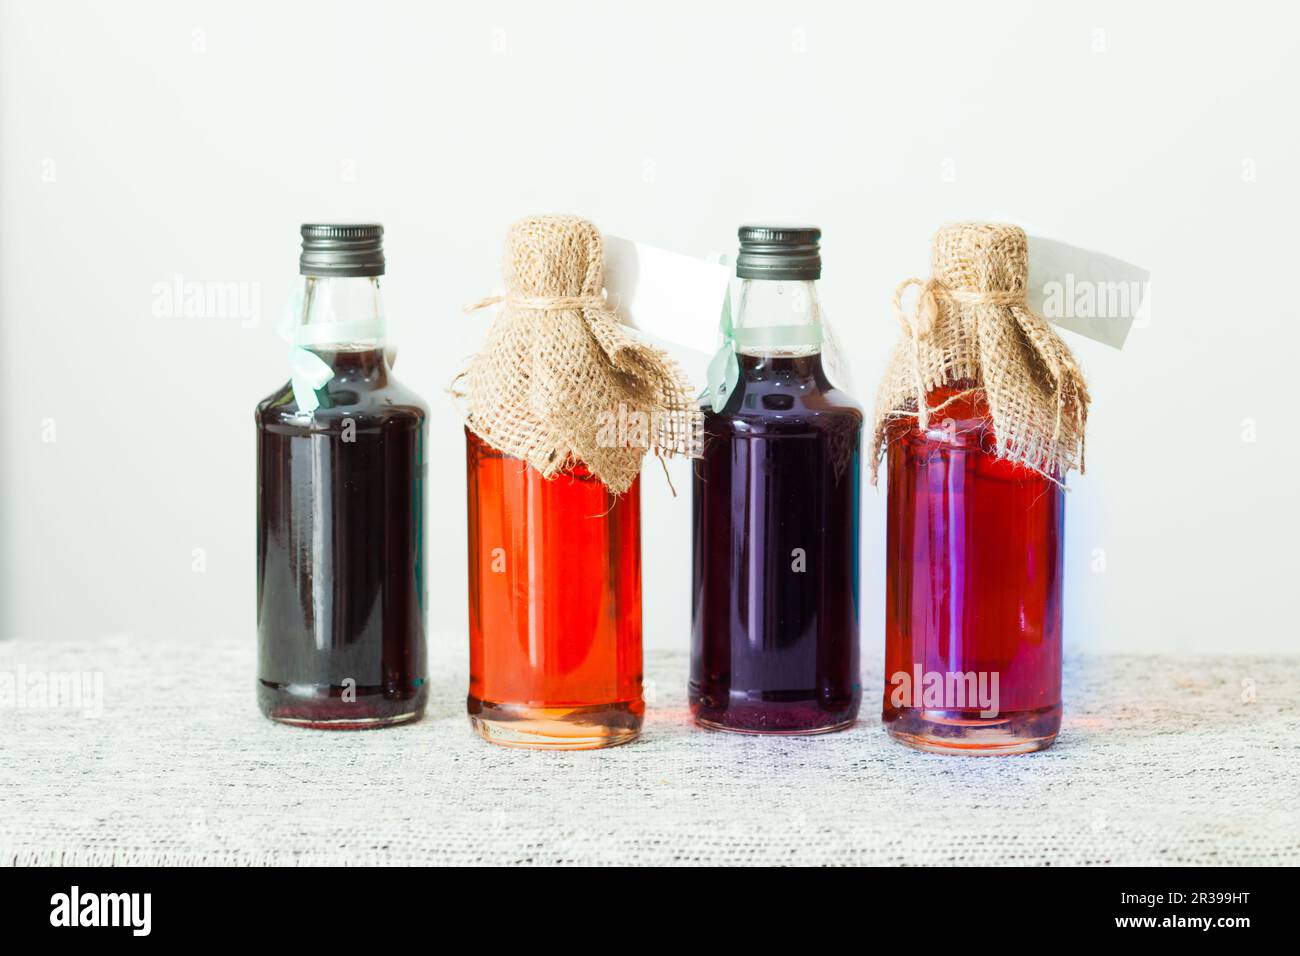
[256,224,428,729]
[465,432,643,749]
[882,385,1063,754]
[690,225,863,734]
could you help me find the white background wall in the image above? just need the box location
[2,0,1296,656]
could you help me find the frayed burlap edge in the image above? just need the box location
[453,214,700,496]
[870,222,1090,484]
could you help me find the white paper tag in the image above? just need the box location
[992,216,1150,350]
[1026,235,1150,349]
[603,236,731,354]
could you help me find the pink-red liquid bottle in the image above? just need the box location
[882,384,1063,754]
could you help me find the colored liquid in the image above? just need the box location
[465,429,643,749]
[883,385,1063,754]
[256,348,428,729]
[690,353,863,734]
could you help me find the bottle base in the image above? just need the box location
[690,689,859,736]
[467,696,642,750]
[258,680,427,731]
[883,704,1061,755]
[693,713,857,736]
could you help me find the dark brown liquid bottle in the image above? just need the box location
[255,225,428,729]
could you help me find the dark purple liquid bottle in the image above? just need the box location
[690,352,863,733]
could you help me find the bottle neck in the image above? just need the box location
[297,275,387,351]
[733,278,823,358]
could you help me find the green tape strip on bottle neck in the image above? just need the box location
[275,287,386,413]
[704,289,824,412]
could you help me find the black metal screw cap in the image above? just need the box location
[299,224,385,277]
[736,224,821,281]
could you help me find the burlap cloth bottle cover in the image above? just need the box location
[456,215,700,495]
[872,222,1091,482]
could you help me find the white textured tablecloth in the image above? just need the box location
[1,636,1297,866]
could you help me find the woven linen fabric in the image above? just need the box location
[1,635,1297,866]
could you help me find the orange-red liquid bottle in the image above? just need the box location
[465,429,643,749]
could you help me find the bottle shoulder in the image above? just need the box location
[812,385,864,416]
[706,380,863,436]
[377,373,431,415]
[255,376,428,431]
